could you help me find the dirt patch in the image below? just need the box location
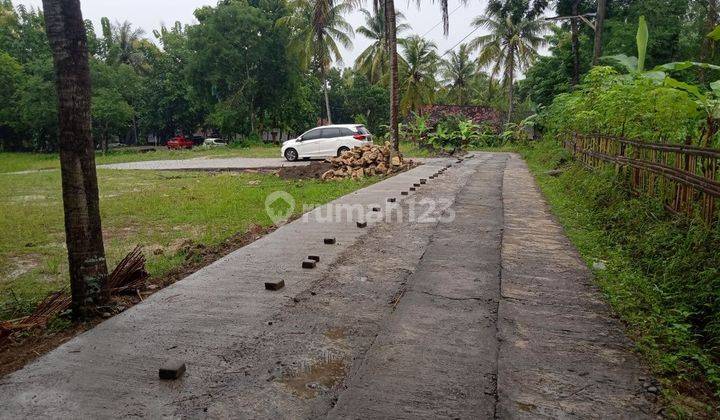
[278,162,333,180]
[277,355,348,399]
[0,223,280,379]
[5,255,42,280]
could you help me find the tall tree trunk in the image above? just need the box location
[592,0,606,65]
[322,67,332,124]
[506,51,515,124]
[385,0,400,152]
[700,0,718,83]
[42,0,108,319]
[570,0,581,85]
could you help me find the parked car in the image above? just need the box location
[281,124,373,161]
[202,138,227,147]
[166,136,194,150]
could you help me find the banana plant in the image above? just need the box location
[601,16,660,77]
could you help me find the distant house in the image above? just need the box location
[419,105,503,132]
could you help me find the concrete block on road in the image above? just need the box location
[159,361,186,380]
[264,279,285,290]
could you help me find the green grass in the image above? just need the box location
[0,165,376,321]
[513,140,720,416]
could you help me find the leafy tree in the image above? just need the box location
[0,52,23,150]
[470,1,549,122]
[92,88,133,151]
[17,59,58,151]
[440,44,476,105]
[188,0,277,136]
[354,6,409,85]
[279,0,354,124]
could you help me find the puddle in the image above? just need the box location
[324,327,346,340]
[278,354,347,399]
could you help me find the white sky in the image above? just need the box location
[16,0,492,67]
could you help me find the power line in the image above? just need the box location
[419,3,464,37]
[440,25,480,57]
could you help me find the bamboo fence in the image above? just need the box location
[562,132,720,224]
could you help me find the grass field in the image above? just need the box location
[0,164,376,321]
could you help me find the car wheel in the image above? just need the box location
[284,148,299,162]
[337,146,350,157]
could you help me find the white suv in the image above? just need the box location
[281,124,373,161]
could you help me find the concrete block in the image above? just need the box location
[324,238,336,244]
[302,259,316,269]
[356,221,367,228]
[308,255,320,262]
[159,361,186,380]
[264,279,285,290]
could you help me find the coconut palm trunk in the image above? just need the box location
[42,0,108,319]
[385,0,400,152]
[506,52,515,123]
[322,66,332,124]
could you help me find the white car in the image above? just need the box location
[281,124,373,161]
[202,138,227,147]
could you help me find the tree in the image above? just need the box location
[354,6,409,85]
[399,35,439,115]
[100,18,149,71]
[593,0,606,64]
[92,88,133,152]
[386,0,400,151]
[440,43,476,105]
[0,52,23,151]
[41,0,108,319]
[279,0,353,124]
[470,2,549,122]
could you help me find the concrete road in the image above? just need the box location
[0,153,659,418]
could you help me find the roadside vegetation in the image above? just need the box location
[517,140,719,416]
[0,168,376,321]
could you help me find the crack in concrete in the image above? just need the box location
[418,290,484,301]
[491,155,508,420]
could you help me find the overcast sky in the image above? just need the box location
[17,0,492,66]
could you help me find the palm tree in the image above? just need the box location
[100,18,149,71]
[279,0,353,124]
[354,7,409,85]
[42,0,108,319]
[470,7,549,122]
[440,43,476,105]
[399,36,439,115]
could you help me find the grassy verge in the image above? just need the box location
[0,167,375,320]
[513,140,720,416]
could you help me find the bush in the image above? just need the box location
[540,66,702,145]
[521,139,720,411]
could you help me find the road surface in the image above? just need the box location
[0,153,659,418]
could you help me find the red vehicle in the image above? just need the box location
[166,135,194,150]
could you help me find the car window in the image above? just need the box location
[338,128,354,136]
[356,126,370,135]
[302,129,322,141]
[321,128,342,138]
